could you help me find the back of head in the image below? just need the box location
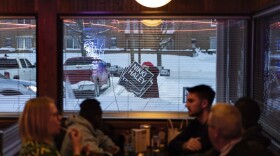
[210,103,242,140]
[79,99,102,125]
[187,84,216,107]
[234,97,260,129]
[19,96,54,143]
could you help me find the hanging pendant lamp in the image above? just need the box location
[135,0,172,8]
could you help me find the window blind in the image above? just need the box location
[254,11,280,147]
[61,17,248,118]
[0,18,36,114]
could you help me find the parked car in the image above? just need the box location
[107,63,124,77]
[0,73,36,96]
[0,55,36,81]
[63,56,111,97]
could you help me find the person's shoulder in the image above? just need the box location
[20,141,59,156]
[243,125,271,147]
[66,115,91,127]
[187,118,201,127]
[229,140,264,156]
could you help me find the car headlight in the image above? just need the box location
[23,84,37,93]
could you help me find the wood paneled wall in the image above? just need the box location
[37,0,59,100]
[0,0,35,13]
[57,0,252,14]
[0,0,278,106]
[254,0,280,12]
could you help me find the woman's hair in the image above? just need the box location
[19,97,55,143]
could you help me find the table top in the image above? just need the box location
[118,147,168,156]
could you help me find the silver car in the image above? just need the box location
[0,73,36,96]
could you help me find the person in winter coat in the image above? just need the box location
[168,85,215,156]
[235,97,273,156]
[207,103,258,156]
[141,61,159,98]
[60,99,119,156]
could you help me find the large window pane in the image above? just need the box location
[62,18,247,118]
[0,18,37,113]
[256,13,280,144]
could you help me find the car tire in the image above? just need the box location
[0,90,22,96]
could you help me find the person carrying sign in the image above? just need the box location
[141,61,159,98]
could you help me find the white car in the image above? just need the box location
[109,65,124,77]
[0,73,36,96]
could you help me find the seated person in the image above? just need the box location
[19,97,82,156]
[60,99,119,156]
[207,103,261,156]
[234,97,273,156]
[168,85,215,156]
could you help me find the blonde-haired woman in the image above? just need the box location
[19,97,81,156]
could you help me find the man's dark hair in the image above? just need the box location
[79,98,102,120]
[186,84,215,107]
[234,97,260,129]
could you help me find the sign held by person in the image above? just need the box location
[118,61,154,97]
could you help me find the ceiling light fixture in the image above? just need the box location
[141,20,162,27]
[135,0,172,8]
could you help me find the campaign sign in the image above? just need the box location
[122,62,154,91]
[160,69,170,76]
[182,87,189,103]
[131,80,153,97]
[118,76,153,97]
[118,62,154,97]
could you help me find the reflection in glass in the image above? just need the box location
[62,18,246,116]
[0,18,37,112]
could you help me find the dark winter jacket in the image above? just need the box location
[168,119,212,156]
[243,124,273,156]
[141,66,159,98]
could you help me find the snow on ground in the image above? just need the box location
[63,52,216,112]
[0,94,35,112]
[0,52,216,112]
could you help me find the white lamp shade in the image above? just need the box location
[141,20,162,27]
[135,0,172,8]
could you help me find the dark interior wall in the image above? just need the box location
[57,0,252,14]
[0,0,35,13]
[253,0,280,13]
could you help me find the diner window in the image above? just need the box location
[0,18,37,113]
[62,17,248,118]
[254,11,280,146]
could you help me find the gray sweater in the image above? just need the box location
[60,115,116,156]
